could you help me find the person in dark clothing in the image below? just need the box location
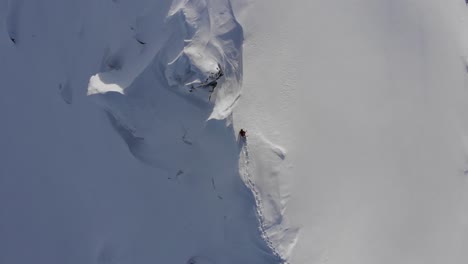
[239,129,246,138]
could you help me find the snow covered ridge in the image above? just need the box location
[88,0,243,120]
[86,0,294,262]
[86,0,245,171]
[165,0,242,115]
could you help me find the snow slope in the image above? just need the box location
[235,0,468,263]
[0,0,279,263]
[3,0,468,264]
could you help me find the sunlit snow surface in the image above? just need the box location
[235,0,468,263]
[2,0,468,264]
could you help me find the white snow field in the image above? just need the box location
[2,0,468,264]
[235,0,468,263]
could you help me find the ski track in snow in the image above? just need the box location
[239,134,299,261]
[239,140,285,262]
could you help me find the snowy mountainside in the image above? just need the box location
[2,0,468,264]
[0,0,283,263]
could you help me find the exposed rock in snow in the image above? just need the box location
[186,255,216,264]
[59,80,73,105]
[5,0,23,44]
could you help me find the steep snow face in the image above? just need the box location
[87,0,245,170]
[0,0,279,264]
[235,0,468,263]
[89,0,243,117]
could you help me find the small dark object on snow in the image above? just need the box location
[239,129,246,138]
[136,38,146,45]
[10,37,16,44]
[206,80,217,92]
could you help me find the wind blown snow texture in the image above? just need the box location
[235,0,468,263]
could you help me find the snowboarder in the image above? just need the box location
[239,129,246,138]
